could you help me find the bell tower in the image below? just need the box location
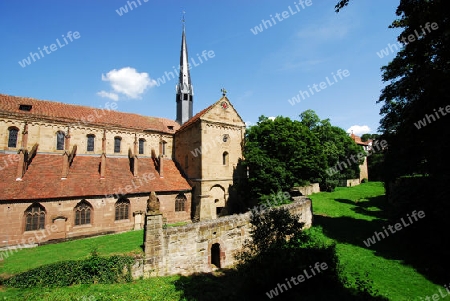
[175,14,193,125]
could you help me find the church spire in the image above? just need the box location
[176,12,194,125]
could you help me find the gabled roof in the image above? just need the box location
[177,96,245,132]
[0,154,191,201]
[350,133,370,146]
[0,94,179,134]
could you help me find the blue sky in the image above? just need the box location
[0,0,401,135]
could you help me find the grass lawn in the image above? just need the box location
[0,229,144,277]
[0,182,445,300]
[310,182,443,300]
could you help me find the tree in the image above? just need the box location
[243,115,326,197]
[300,110,363,190]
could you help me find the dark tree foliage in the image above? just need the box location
[243,115,326,197]
[300,110,363,190]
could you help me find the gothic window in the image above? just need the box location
[222,152,229,166]
[24,203,46,231]
[114,136,121,153]
[139,139,145,155]
[56,131,65,150]
[115,199,130,221]
[8,127,19,148]
[87,134,95,152]
[160,141,167,156]
[175,193,187,212]
[74,200,92,226]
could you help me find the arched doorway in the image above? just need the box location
[211,243,221,268]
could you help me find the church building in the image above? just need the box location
[0,25,245,248]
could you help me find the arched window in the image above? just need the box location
[139,138,145,155]
[87,134,95,152]
[115,199,130,220]
[56,131,65,150]
[74,200,92,226]
[222,152,229,166]
[114,136,121,153]
[175,193,187,212]
[160,140,167,156]
[24,203,46,231]
[8,127,19,148]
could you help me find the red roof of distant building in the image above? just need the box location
[0,94,179,133]
[350,133,369,146]
[0,154,191,201]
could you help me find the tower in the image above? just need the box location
[175,17,194,125]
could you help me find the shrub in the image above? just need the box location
[3,251,134,288]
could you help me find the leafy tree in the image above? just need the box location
[361,133,380,142]
[243,115,326,197]
[300,110,363,190]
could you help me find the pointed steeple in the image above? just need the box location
[176,13,194,125]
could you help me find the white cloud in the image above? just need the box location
[347,125,371,136]
[99,67,157,99]
[96,90,119,101]
[268,117,276,121]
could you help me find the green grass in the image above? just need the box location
[310,182,443,300]
[0,182,445,300]
[0,229,144,277]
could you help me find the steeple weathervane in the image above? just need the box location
[175,11,194,125]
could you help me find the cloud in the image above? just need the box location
[98,67,157,99]
[347,125,371,136]
[96,90,119,101]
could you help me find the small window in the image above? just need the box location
[74,200,92,226]
[8,127,19,148]
[183,94,188,101]
[139,139,145,155]
[114,137,121,153]
[161,141,167,156]
[24,203,46,231]
[115,199,130,220]
[19,104,32,111]
[87,134,95,152]
[175,193,187,212]
[56,131,65,150]
[222,152,229,166]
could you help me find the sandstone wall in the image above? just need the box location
[142,197,312,277]
[291,183,320,196]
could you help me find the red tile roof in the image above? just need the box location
[0,94,179,134]
[350,133,369,146]
[0,154,191,201]
[177,104,213,132]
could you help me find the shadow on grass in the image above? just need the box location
[314,196,449,283]
[173,269,389,301]
[334,195,388,219]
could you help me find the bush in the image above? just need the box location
[3,251,134,288]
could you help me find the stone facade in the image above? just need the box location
[175,97,246,221]
[142,197,312,277]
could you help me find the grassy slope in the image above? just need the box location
[310,182,441,301]
[0,182,444,300]
[0,229,144,276]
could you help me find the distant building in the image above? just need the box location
[350,133,369,181]
[0,25,245,247]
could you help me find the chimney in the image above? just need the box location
[61,152,69,179]
[15,150,25,181]
[134,156,139,177]
[100,153,106,179]
[159,155,164,178]
[21,122,28,149]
